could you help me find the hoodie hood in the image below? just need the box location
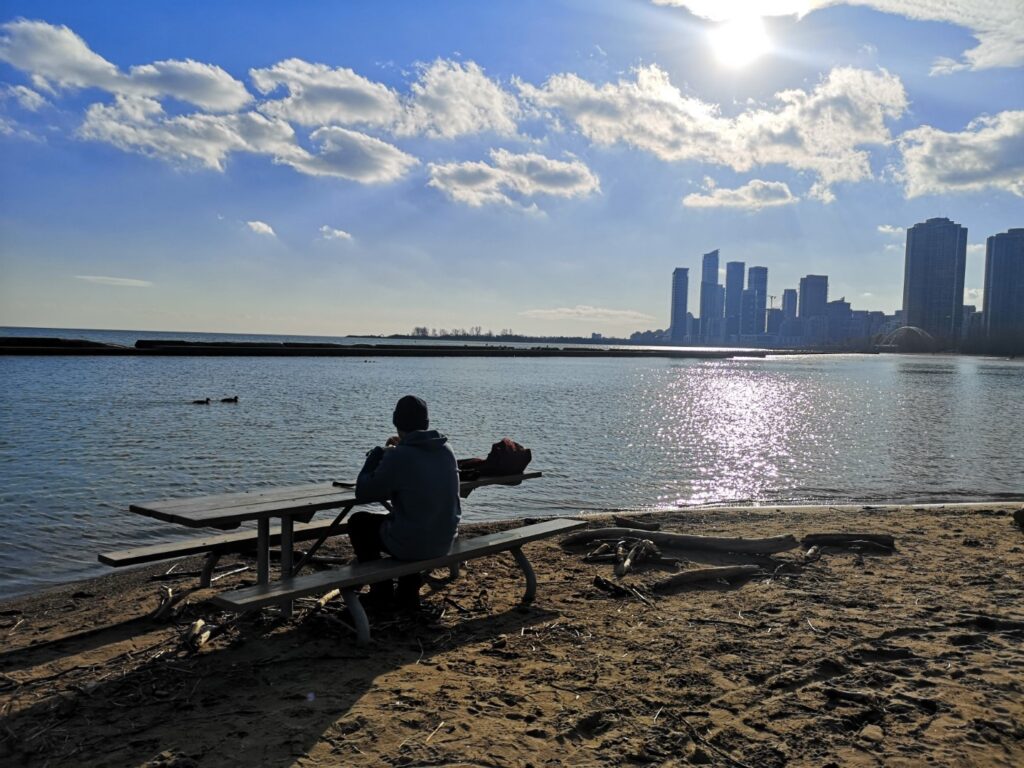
[400,429,448,450]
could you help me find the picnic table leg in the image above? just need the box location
[199,552,222,588]
[342,588,371,645]
[510,546,537,604]
[257,518,270,585]
[280,517,294,617]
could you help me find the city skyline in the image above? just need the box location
[0,2,1021,336]
[661,218,1022,349]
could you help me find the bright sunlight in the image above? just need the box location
[709,15,771,68]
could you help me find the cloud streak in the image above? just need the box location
[520,305,655,323]
[74,275,153,287]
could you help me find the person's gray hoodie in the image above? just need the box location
[355,430,461,560]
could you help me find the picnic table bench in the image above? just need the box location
[212,517,586,643]
[101,471,579,636]
[98,518,345,587]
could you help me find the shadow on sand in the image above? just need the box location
[2,597,558,767]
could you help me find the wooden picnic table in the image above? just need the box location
[128,472,542,612]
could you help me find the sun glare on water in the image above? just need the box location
[709,16,771,68]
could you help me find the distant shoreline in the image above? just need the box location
[0,335,793,359]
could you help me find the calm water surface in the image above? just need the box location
[1,338,1022,599]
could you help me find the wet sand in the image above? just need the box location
[1,502,1022,767]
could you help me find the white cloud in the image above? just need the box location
[965,287,984,305]
[427,149,600,209]
[125,59,252,112]
[520,305,656,323]
[898,110,1024,198]
[884,243,901,251]
[877,224,904,235]
[75,275,152,287]
[320,225,353,241]
[246,220,276,236]
[78,95,301,170]
[652,1,1024,74]
[0,114,39,140]
[682,178,797,209]
[397,59,519,138]
[520,65,906,201]
[294,126,418,183]
[251,58,401,127]
[251,57,519,140]
[966,243,985,256]
[0,19,118,92]
[78,94,417,183]
[0,19,251,111]
[3,84,47,110]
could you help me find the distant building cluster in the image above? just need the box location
[642,219,1024,353]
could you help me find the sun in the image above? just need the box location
[709,16,771,68]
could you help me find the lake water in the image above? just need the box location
[2,327,1022,599]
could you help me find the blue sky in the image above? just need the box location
[1,0,1021,336]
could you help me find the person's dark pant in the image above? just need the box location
[347,512,422,607]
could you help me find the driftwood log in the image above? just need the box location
[801,533,895,548]
[648,564,760,592]
[612,515,661,531]
[562,528,798,554]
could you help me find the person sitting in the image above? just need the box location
[349,395,461,611]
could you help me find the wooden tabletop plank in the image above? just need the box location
[133,482,341,514]
[129,471,543,529]
[132,494,360,529]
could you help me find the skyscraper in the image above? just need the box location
[799,275,828,319]
[782,289,798,320]
[902,217,967,341]
[699,249,721,342]
[669,267,689,344]
[747,266,768,335]
[983,228,1024,348]
[740,288,758,337]
[724,261,745,338]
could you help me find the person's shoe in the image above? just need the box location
[395,572,422,612]
[394,590,420,612]
[360,585,395,615]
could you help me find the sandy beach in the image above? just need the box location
[2,502,1022,767]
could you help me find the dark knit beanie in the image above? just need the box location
[393,395,429,432]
